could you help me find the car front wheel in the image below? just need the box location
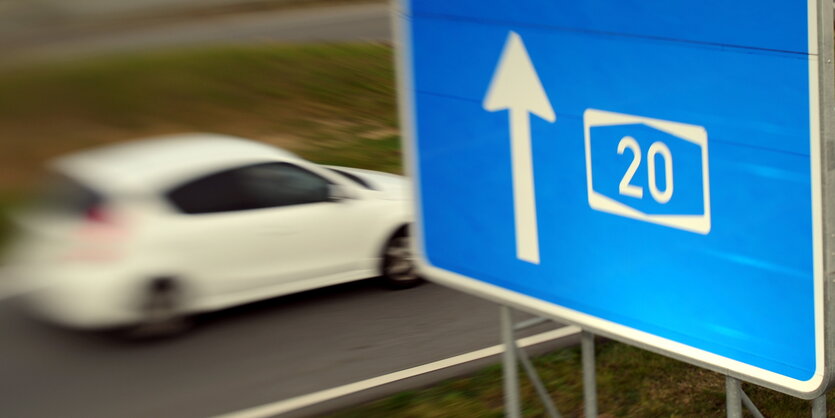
[381,228,422,289]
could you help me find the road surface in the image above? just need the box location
[0,280,574,417]
[3,2,392,65]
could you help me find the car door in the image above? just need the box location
[162,161,367,299]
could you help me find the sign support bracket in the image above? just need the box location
[504,304,828,417]
[501,306,596,417]
[739,385,765,418]
[726,375,826,417]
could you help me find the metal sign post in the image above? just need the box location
[581,331,597,418]
[726,377,742,418]
[500,307,592,417]
[501,306,522,418]
[813,395,826,417]
[395,0,835,413]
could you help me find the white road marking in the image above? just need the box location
[214,325,582,418]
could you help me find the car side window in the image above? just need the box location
[167,162,332,214]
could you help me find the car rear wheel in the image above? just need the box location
[123,278,191,339]
[381,228,422,289]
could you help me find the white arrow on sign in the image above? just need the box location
[483,31,555,265]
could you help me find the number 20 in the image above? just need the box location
[617,136,674,204]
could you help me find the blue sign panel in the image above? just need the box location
[398,0,826,394]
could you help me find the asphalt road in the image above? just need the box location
[3,2,392,65]
[0,279,572,417]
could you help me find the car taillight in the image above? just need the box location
[85,206,112,224]
[65,206,129,262]
[79,206,127,236]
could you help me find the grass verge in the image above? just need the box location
[330,339,830,418]
[0,42,401,191]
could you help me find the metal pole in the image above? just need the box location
[581,331,598,418]
[725,376,742,418]
[513,316,549,331]
[739,388,764,418]
[501,306,521,418]
[515,343,561,418]
[812,393,826,418]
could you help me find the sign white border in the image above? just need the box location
[393,0,830,397]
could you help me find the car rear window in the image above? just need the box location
[34,173,105,216]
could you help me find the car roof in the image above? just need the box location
[50,133,302,193]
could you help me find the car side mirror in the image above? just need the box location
[328,184,354,202]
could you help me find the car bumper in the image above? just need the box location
[20,267,142,330]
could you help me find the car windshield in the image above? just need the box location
[325,167,376,190]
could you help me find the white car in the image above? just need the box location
[7,133,419,335]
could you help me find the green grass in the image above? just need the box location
[0,42,401,192]
[331,339,832,417]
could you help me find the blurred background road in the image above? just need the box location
[0,281,566,417]
[1,1,391,65]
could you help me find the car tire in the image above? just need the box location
[380,227,422,289]
[123,278,191,339]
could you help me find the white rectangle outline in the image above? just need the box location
[582,109,712,234]
[393,0,827,396]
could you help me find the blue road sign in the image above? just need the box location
[396,0,831,395]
